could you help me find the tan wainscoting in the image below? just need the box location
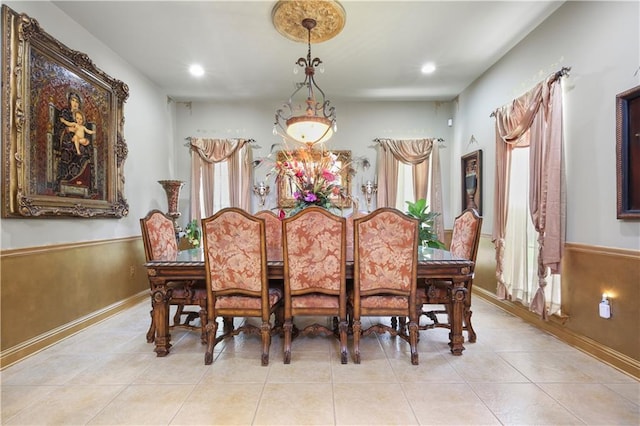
[1,237,149,369]
[471,236,640,379]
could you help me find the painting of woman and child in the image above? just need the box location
[1,4,129,218]
[48,91,100,198]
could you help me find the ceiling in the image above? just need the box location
[52,1,564,103]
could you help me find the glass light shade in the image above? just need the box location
[286,115,333,144]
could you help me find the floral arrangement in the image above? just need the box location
[271,146,351,216]
[184,219,201,248]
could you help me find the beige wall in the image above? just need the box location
[561,244,640,361]
[450,1,640,379]
[1,238,148,368]
[1,1,176,252]
[473,236,640,378]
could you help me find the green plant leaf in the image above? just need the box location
[404,198,445,249]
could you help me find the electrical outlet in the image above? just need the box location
[599,298,611,319]
[129,265,135,278]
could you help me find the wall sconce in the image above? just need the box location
[253,182,270,207]
[361,180,378,212]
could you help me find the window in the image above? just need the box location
[503,147,562,315]
[195,161,230,217]
[395,159,433,212]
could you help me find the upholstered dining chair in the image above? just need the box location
[254,210,285,331]
[345,210,366,255]
[282,206,349,364]
[417,208,483,342]
[254,210,282,259]
[201,207,283,365]
[352,207,420,365]
[140,209,208,344]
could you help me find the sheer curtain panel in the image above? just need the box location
[492,69,567,318]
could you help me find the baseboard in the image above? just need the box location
[473,287,640,380]
[0,291,148,370]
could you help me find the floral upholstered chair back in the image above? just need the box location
[140,209,178,261]
[283,207,346,293]
[355,208,419,295]
[345,210,365,255]
[255,210,282,259]
[449,208,483,262]
[352,207,420,365]
[202,208,266,294]
[201,208,282,366]
[282,206,348,364]
[140,209,209,345]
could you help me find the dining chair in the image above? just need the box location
[417,208,482,342]
[140,209,208,344]
[254,209,285,333]
[254,210,282,259]
[352,207,420,365]
[201,207,283,365]
[282,206,348,364]
[345,210,366,255]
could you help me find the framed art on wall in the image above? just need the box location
[461,150,482,215]
[1,5,129,218]
[616,85,640,219]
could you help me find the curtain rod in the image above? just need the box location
[373,137,444,143]
[183,137,256,147]
[489,66,571,118]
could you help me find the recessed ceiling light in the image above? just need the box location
[421,62,436,74]
[189,64,204,77]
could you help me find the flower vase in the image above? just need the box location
[158,180,184,236]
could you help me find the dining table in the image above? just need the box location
[144,246,474,357]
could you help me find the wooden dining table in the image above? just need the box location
[144,246,474,357]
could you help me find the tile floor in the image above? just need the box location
[1,298,638,425]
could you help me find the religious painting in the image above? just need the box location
[461,150,482,215]
[276,149,352,209]
[1,5,129,218]
[616,85,640,219]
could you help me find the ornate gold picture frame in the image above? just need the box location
[276,149,352,208]
[1,5,129,218]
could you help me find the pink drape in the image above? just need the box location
[189,138,252,220]
[492,70,566,319]
[375,138,445,243]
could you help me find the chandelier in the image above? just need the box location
[273,1,345,147]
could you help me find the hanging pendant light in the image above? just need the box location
[272,1,345,147]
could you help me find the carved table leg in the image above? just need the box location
[150,278,172,357]
[146,306,156,343]
[449,282,467,356]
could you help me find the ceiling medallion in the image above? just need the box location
[271,0,346,44]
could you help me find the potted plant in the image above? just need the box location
[405,198,445,249]
[184,219,201,248]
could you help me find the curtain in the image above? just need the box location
[429,143,444,243]
[375,138,445,243]
[502,148,560,315]
[492,70,566,319]
[189,138,252,220]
